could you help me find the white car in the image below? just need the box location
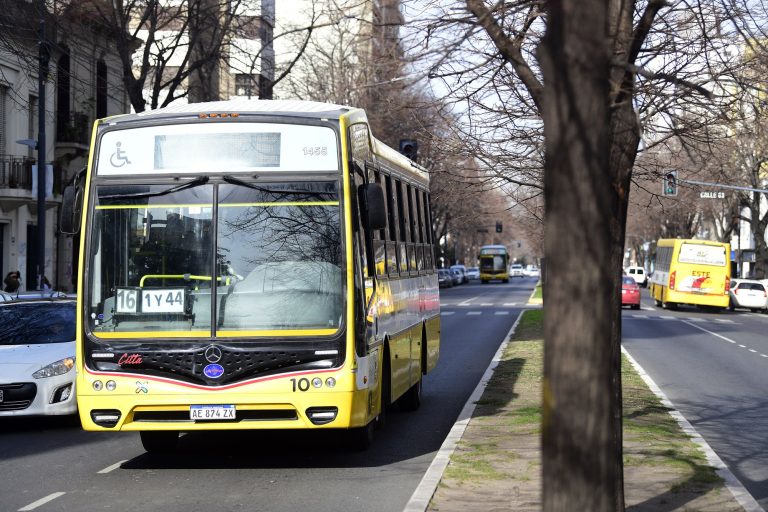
[465,267,480,280]
[0,297,77,416]
[509,264,524,277]
[624,266,648,287]
[729,279,768,312]
[523,265,540,278]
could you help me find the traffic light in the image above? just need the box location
[399,139,418,161]
[496,221,502,233]
[663,170,678,197]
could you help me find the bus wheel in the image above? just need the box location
[375,358,391,431]
[349,420,375,451]
[399,378,422,412]
[481,280,488,284]
[140,430,178,453]
[502,278,509,283]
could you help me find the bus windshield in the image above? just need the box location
[87,181,343,336]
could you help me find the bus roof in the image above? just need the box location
[104,100,362,125]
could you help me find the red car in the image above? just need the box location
[622,276,641,309]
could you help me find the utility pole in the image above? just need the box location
[37,0,49,290]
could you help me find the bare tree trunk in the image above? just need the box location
[539,0,622,510]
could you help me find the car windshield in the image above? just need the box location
[622,277,636,286]
[86,181,343,336]
[0,302,76,345]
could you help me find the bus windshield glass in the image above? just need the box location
[86,181,343,336]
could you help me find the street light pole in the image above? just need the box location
[37,0,49,290]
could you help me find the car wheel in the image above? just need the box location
[632,304,641,310]
[728,300,735,312]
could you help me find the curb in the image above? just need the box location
[621,346,764,512]
[403,312,524,512]
[527,282,542,306]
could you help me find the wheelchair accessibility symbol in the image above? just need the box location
[110,142,132,167]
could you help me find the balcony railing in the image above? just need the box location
[0,155,34,190]
[57,111,91,145]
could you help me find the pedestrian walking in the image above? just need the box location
[4,271,21,293]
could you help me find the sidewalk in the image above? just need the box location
[406,298,757,511]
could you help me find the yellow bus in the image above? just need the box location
[649,238,731,310]
[478,245,509,283]
[60,100,440,452]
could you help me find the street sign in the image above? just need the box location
[699,191,725,199]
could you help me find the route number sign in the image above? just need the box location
[116,288,185,314]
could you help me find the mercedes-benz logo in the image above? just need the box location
[204,345,223,363]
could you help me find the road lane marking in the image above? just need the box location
[494,311,510,315]
[762,354,768,358]
[738,344,747,348]
[681,321,765,359]
[749,349,757,353]
[685,317,706,322]
[18,493,66,511]
[480,303,494,306]
[631,315,648,319]
[97,460,127,474]
[621,348,764,512]
[641,306,654,311]
[441,311,455,316]
[458,296,479,306]
[715,319,735,324]
[660,316,675,320]
[503,303,517,306]
[467,311,482,316]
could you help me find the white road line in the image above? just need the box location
[621,348,764,512]
[631,314,648,319]
[458,296,479,306]
[467,311,482,316]
[761,354,768,358]
[686,317,706,322]
[715,319,735,324]
[503,303,517,306]
[97,460,127,474]
[738,344,747,348]
[440,311,455,316]
[18,493,66,511]
[749,349,758,353]
[641,306,655,311]
[494,311,510,316]
[660,316,675,320]
[480,303,494,306]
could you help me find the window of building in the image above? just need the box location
[235,74,257,97]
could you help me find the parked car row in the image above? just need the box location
[0,291,78,417]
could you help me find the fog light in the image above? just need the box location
[90,409,121,428]
[325,377,336,388]
[312,378,322,388]
[51,383,72,404]
[306,406,338,425]
[93,380,103,391]
[106,380,117,391]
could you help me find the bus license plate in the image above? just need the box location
[190,405,236,420]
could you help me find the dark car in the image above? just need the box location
[438,269,453,288]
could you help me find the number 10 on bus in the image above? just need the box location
[116,288,185,314]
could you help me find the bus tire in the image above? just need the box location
[375,350,391,431]
[399,377,422,412]
[503,278,509,283]
[348,420,375,451]
[140,430,178,453]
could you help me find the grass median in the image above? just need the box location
[428,309,740,511]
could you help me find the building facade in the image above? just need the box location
[0,1,128,292]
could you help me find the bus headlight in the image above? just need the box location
[32,357,75,379]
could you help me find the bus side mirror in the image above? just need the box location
[60,171,84,235]
[359,183,386,231]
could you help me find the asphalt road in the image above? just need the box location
[0,277,538,512]
[622,291,768,510]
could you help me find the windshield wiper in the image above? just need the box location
[222,175,335,198]
[99,176,210,201]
